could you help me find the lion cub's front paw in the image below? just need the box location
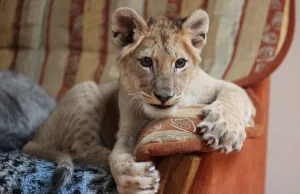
[198,104,247,154]
[112,160,160,194]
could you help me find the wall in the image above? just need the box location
[266,1,300,194]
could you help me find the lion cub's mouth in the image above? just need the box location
[150,104,173,109]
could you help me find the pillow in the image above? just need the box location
[134,89,266,162]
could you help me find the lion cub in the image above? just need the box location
[23,8,254,194]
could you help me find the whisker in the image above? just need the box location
[142,94,151,99]
[142,94,153,98]
[129,95,139,105]
[138,101,144,111]
[130,97,139,105]
[128,93,138,96]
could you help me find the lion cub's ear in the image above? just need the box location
[182,10,209,50]
[112,7,147,49]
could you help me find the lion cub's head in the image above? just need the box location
[112,7,209,118]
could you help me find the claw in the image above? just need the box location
[225,146,232,154]
[207,139,214,145]
[234,143,243,152]
[200,127,207,133]
[221,148,225,153]
[148,166,155,172]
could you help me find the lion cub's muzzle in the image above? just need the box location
[154,92,174,105]
[150,90,177,109]
[142,89,183,110]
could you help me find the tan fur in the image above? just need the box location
[23,8,254,194]
[23,81,117,165]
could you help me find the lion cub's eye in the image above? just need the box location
[175,58,187,69]
[139,57,153,68]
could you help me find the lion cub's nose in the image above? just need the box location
[154,92,174,105]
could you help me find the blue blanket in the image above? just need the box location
[0,152,117,194]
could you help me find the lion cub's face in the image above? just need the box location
[112,8,209,117]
